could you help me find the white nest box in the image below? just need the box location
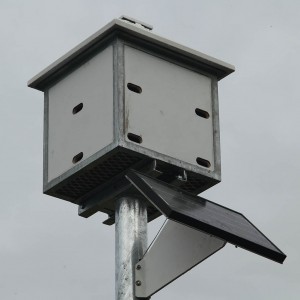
[28,17,234,205]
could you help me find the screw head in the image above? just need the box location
[136,265,141,270]
[136,280,142,286]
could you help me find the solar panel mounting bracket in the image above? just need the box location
[134,219,225,298]
[78,160,188,224]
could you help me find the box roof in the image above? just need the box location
[28,18,235,91]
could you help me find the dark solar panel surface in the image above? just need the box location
[127,170,286,264]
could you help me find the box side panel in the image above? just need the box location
[124,46,214,172]
[47,46,114,182]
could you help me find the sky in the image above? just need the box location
[0,0,299,299]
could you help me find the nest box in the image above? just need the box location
[28,17,234,205]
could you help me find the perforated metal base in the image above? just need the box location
[55,151,141,201]
[45,147,218,207]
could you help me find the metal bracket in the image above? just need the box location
[135,219,226,298]
[78,175,161,225]
[78,161,187,224]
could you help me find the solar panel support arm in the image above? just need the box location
[134,219,226,298]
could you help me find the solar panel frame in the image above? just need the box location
[126,170,286,264]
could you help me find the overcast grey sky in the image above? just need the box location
[0,1,299,299]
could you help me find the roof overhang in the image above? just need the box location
[28,18,235,91]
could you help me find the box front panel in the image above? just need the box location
[124,46,214,171]
[47,46,114,182]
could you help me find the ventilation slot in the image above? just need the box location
[73,103,83,114]
[196,157,211,168]
[127,83,142,94]
[127,133,142,144]
[195,108,209,119]
[72,152,83,164]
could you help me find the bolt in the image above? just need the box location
[136,280,142,286]
[136,265,141,270]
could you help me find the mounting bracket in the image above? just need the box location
[135,219,225,298]
[78,160,188,225]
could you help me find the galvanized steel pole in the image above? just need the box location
[115,196,148,300]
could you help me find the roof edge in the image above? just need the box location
[28,18,235,91]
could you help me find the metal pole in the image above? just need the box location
[115,196,148,300]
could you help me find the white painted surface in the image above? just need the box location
[124,46,214,170]
[48,46,114,181]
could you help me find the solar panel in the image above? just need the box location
[126,170,286,264]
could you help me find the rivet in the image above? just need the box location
[136,280,142,286]
[136,265,141,270]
